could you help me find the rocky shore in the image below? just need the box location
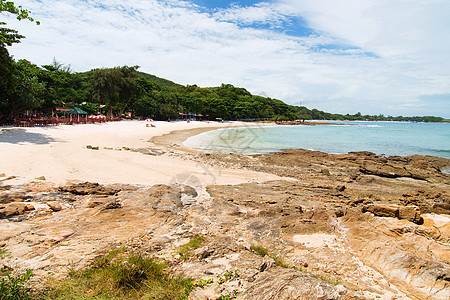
[1,125,449,299]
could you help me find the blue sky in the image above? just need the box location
[4,0,450,117]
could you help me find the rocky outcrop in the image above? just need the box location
[58,182,120,195]
[0,148,449,299]
[240,268,342,300]
[362,204,423,224]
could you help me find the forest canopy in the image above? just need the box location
[0,60,447,124]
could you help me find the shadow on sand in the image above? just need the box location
[0,128,56,145]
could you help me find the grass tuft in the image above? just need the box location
[43,249,194,299]
[0,270,35,300]
[178,235,205,260]
[250,244,288,268]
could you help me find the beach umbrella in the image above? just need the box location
[145,118,153,122]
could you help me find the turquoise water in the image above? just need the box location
[184,121,450,159]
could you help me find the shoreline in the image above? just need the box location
[0,120,449,299]
[177,121,450,160]
[0,120,284,187]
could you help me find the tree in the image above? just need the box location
[90,66,139,118]
[0,0,39,46]
[0,1,40,123]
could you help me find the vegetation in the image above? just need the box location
[0,270,35,300]
[1,2,447,124]
[1,248,36,300]
[1,58,446,124]
[178,235,206,260]
[250,244,288,268]
[42,249,194,300]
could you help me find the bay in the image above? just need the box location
[184,121,450,159]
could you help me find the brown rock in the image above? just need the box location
[363,204,399,218]
[85,197,108,208]
[0,202,28,218]
[102,200,121,210]
[46,201,62,212]
[0,176,16,182]
[240,268,342,299]
[363,204,423,224]
[59,182,120,195]
[25,204,35,211]
[399,206,423,224]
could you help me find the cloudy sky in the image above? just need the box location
[4,0,450,117]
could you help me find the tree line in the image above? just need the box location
[1,59,446,124]
[0,2,447,124]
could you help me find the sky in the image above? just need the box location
[3,0,450,117]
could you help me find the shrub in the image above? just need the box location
[43,249,194,299]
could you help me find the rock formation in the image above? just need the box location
[0,150,448,299]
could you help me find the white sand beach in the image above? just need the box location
[0,120,283,187]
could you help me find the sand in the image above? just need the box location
[0,120,284,187]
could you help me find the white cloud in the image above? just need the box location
[4,0,450,117]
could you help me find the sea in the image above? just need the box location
[184,121,450,160]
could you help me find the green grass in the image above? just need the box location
[250,245,288,268]
[1,247,37,300]
[0,270,36,300]
[42,249,194,300]
[178,235,205,260]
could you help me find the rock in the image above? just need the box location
[240,268,342,299]
[363,204,399,218]
[399,206,423,224]
[335,185,346,192]
[46,201,62,212]
[0,202,28,218]
[102,200,121,210]
[35,176,46,181]
[259,256,275,272]
[85,197,108,208]
[363,204,423,224]
[0,176,16,182]
[335,208,346,218]
[59,182,120,195]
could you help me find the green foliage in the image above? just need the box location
[0,1,39,47]
[250,245,269,257]
[217,270,239,285]
[89,66,140,118]
[250,245,288,268]
[43,249,194,300]
[192,278,213,288]
[0,48,38,122]
[178,235,205,260]
[217,290,238,300]
[1,56,447,123]
[0,270,35,300]
[0,1,39,23]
